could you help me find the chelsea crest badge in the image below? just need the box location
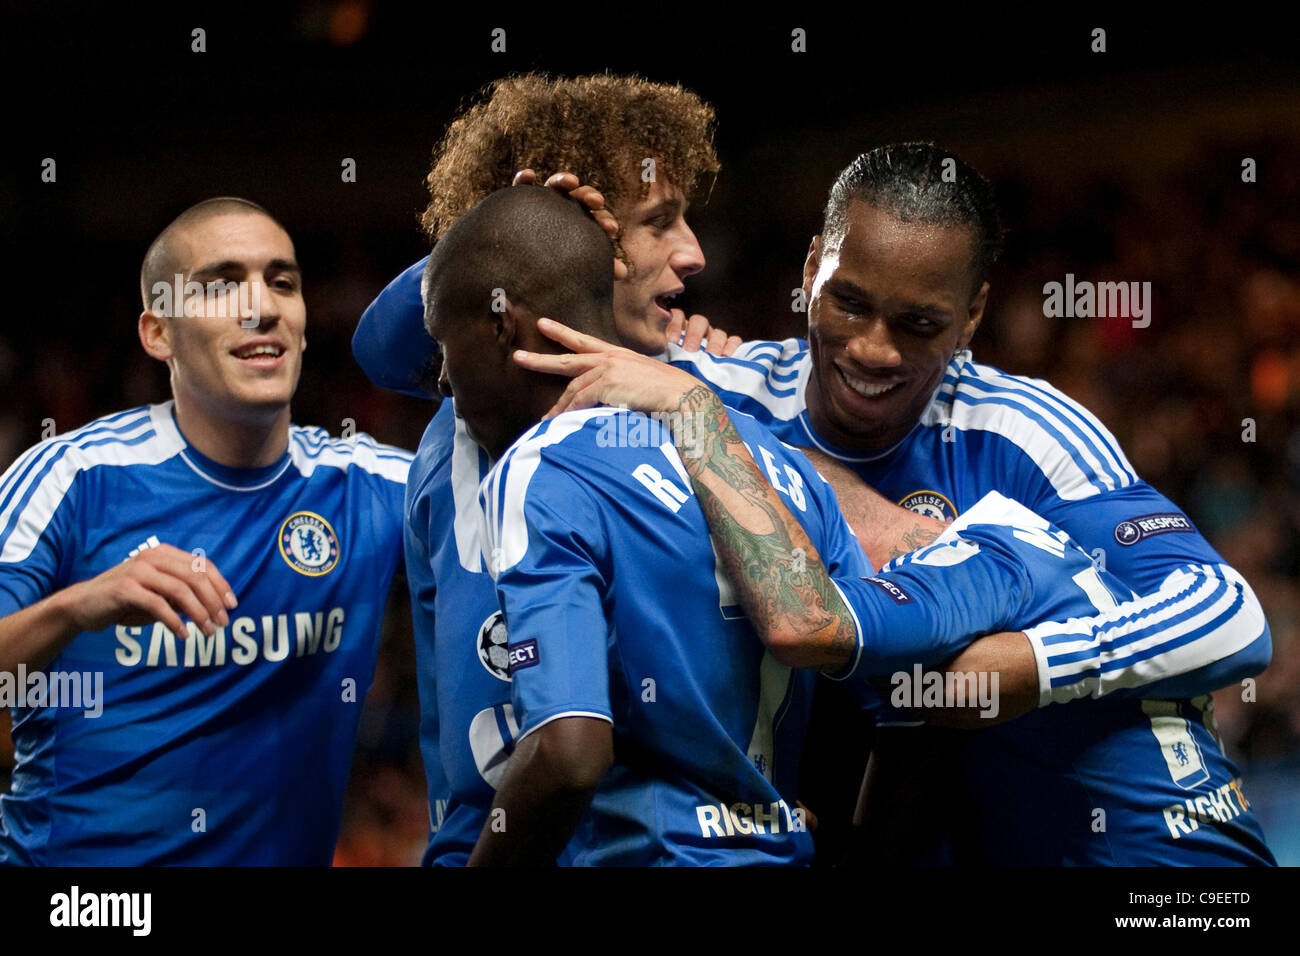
[278,512,340,577]
[898,490,958,523]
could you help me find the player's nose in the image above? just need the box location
[845,318,902,369]
[240,278,281,330]
[670,224,706,280]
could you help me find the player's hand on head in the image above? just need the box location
[513,169,627,279]
[514,318,703,418]
[69,543,237,638]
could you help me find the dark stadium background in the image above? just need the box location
[3,5,1298,865]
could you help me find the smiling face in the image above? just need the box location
[610,177,706,354]
[803,201,987,452]
[142,211,306,425]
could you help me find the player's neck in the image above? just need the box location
[483,383,567,462]
[171,393,290,468]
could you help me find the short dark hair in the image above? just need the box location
[823,143,1002,295]
[423,185,616,343]
[140,197,285,310]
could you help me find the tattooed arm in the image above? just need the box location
[671,385,860,672]
[510,319,1039,697]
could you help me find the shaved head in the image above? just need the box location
[423,185,617,343]
[422,185,618,459]
[140,197,286,310]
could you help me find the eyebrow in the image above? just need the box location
[189,258,301,280]
[641,196,685,218]
[824,277,952,317]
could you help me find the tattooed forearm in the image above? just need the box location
[885,522,942,562]
[672,387,858,671]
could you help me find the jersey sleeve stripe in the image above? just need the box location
[1043,574,1233,668]
[1024,564,1266,704]
[1034,565,1224,653]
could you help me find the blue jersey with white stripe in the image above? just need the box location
[0,403,409,865]
[404,400,522,865]
[480,407,869,866]
[668,340,1271,699]
[833,491,1274,864]
[395,360,824,864]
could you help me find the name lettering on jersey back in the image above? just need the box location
[113,608,345,667]
[632,464,690,513]
[756,446,806,511]
[631,440,808,514]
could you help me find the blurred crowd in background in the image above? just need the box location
[2,6,1296,866]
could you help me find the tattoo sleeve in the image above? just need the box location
[673,386,858,671]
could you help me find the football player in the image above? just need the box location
[0,198,409,864]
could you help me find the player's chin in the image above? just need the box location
[618,313,671,356]
[823,380,906,443]
[231,376,297,410]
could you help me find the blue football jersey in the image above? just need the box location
[829,491,1274,864]
[404,400,522,865]
[396,361,823,864]
[480,407,870,865]
[0,403,409,865]
[668,340,1271,697]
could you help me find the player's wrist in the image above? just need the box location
[50,580,103,635]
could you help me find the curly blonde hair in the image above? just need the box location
[421,73,720,241]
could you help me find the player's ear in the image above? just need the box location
[138,310,173,361]
[498,296,523,350]
[801,235,822,302]
[959,280,989,350]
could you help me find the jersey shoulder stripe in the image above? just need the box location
[0,405,182,562]
[0,407,155,511]
[482,408,629,577]
[959,361,1135,487]
[288,428,412,484]
[927,356,1137,500]
[667,338,811,422]
[447,409,492,574]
